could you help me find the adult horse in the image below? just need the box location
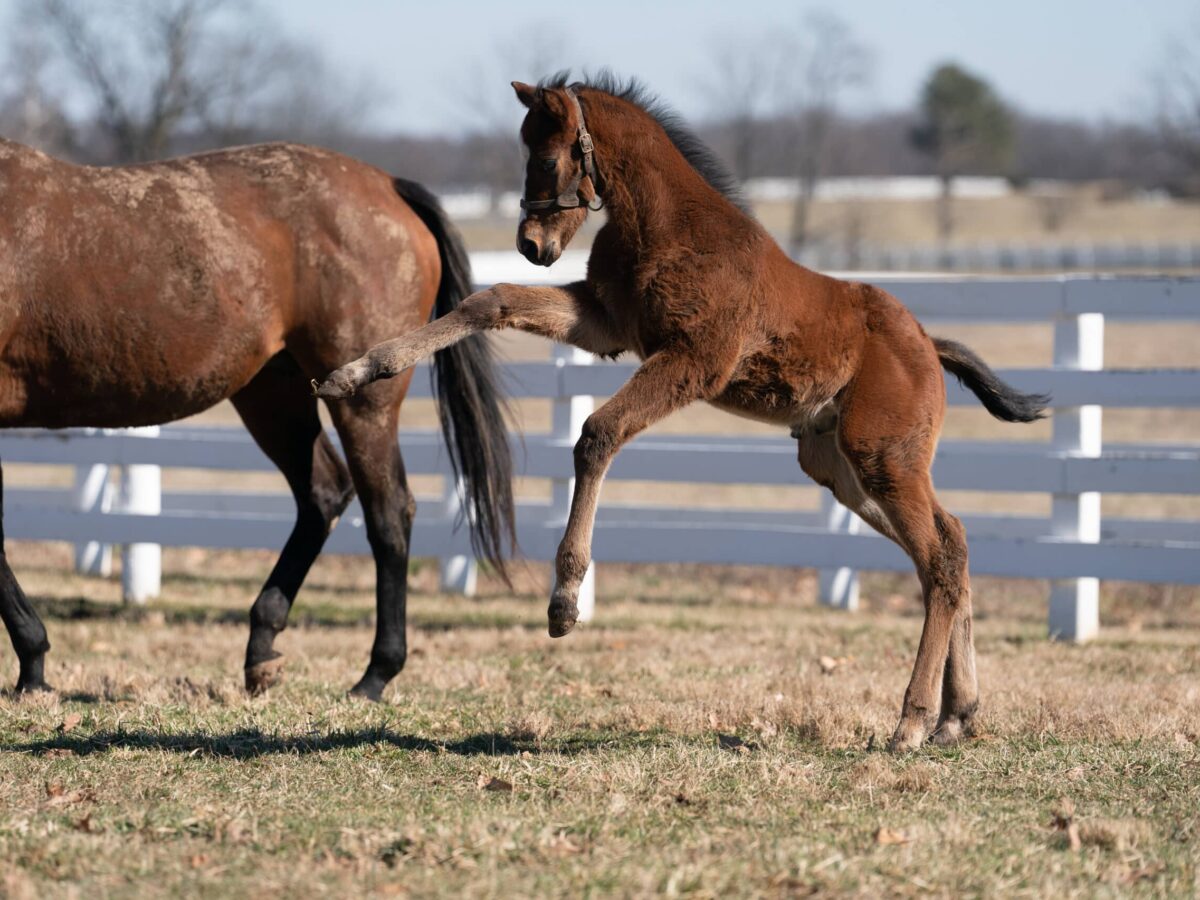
[0,139,514,700]
[317,73,1049,751]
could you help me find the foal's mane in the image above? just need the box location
[538,70,751,214]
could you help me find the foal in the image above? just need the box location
[318,75,1048,751]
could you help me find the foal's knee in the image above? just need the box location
[574,416,618,473]
[461,287,508,329]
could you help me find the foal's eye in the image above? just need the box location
[540,158,557,172]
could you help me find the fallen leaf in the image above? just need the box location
[477,775,513,793]
[1065,765,1086,781]
[1065,823,1082,851]
[58,714,82,734]
[874,826,913,846]
[1118,861,1165,885]
[44,785,96,808]
[1051,799,1082,852]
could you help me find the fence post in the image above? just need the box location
[552,343,595,621]
[818,492,861,610]
[72,450,113,577]
[119,426,161,603]
[439,476,477,595]
[1048,311,1103,641]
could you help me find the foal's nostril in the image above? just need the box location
[518,237,539,261]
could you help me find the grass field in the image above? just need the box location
[3,215,1198,895]
[1,542,1198,898]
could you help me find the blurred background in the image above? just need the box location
[3,0,1199,272]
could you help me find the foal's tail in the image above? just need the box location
[933,337,1050,423]
[393,177,517,578]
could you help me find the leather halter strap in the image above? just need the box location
[520,87,603,213]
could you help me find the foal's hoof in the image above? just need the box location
[244,655,285,696]
[547,591,579,638]
[314,359,372,400]
[887,718,933,753]
[931,712,977,747]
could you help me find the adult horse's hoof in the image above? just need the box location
[348,679,384,703]
[244,655,285,696]
[15,678,54,696]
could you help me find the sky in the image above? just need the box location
[254,0,1198,135]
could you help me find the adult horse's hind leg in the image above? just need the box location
[232,354,355,694]
[327,384,415,702]
[0,463,53,693]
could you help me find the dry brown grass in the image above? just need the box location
[1,543,1198,897]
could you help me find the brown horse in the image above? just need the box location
[317,74,1048,751]
[0,139,514,700]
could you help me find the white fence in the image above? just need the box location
[2,273,1199,641]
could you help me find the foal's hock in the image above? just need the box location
[318,74,1048,751]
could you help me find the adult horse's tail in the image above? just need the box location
[393,177,516,577]
[933,337,1050,423]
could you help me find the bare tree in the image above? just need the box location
[0,27,73,153]
[12,0,379,163]
[776,11,872,256]
[453,26,575,210]
[1154,16,1200,187]
[697,37,773,181]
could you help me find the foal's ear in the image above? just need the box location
[512,81,539,109]
[539,87,571,122]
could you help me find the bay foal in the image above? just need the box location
[318,75,1047,750]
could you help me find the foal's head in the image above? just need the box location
[511,81,600,267]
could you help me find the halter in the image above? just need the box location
[520,87,604,213]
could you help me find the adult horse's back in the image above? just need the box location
[0,139,514,699]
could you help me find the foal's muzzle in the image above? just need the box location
[518,235,560,267]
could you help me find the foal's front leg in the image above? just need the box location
[315,282,620,398]
[548,352,722,636]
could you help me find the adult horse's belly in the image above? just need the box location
[0,275,284,429]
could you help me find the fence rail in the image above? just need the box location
[3,272,1199,639]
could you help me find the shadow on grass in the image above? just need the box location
[3,727,660,760]
[28,595,547,632]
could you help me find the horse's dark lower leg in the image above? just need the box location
[0,464,52,693]
[232,356,354,694]
[332,399,414,702]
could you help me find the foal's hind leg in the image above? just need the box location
[0,463,53,693]
[233,354,355,694]
[800,391,976,750]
